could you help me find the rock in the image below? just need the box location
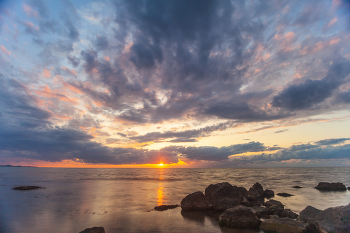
[301,222,326,233]
[213,198,239,212]
[247,188,260,201]
[181,191,212,211]
[264,199,284,209]
[270,205,284,217]
[251,182,264,196]
[299,204,350,233]
[315,182,346,191]
[260,218,308,233]
[292,186,303,189]
[154,204,180,211]
[348,187,350,190]
[205,182,243,202]
[279,209,298,219]
[264,189,275,198]
[218,205,261,229]
[277,192,294,197]
[237,186,248,198]
[12,186,43,190]
[298,206,322,223]
[248,206,273,218]
[79,227,105,233]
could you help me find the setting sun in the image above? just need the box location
[158,163,164,166]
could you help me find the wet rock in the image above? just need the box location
[181,191,212,211]
[251,182,264,197]
[298,206,322,223]
[292,186,303,189]
[279,209,298,219]
[154,204,180,211]
[264,189,275,198]
[205,182,243,202]
[315,182,346,191]
[79,227,105,233]
[264,200,284,209]
[218,205,261,229]
[277,192,294,197]
[248,206,272,218]
[213,198,239,212]
[260,218,308,233]
[247,188,260,201]
[12,186,43,190]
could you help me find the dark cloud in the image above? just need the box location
[272,60,350,110]
[275,129,289,134]
[95,36,109,50]
[28,0,49,18]
[67,55,80,67]
[336,91,350,103]
[316,138,350,146]
[130,42,162,68]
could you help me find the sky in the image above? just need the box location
[0,0,350,168]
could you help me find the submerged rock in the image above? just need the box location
[181,191,212,211]
[79,227,105,233]
[154,204,180,211]
[213,198,239,211]
[219,205,261,229]
[277,192,294,197]
[292,186,303,189]
[12,186,43,190]
[315,182,347,191]
[260,218,308,233]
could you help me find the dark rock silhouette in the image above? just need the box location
[292,186,303,189]
[12,186,43,190]
[79,227,105,233]
[277,192,294,197]
[154,204,180,211]
[263,189,275,198]
[315,182,346,191]
[264,199,284,209]
[251,182,264,196]
[218,205,261,229]
[181,191,211,211]
[212,198,239,211]
[205,182,243,203]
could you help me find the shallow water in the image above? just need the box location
[0,167,349,233]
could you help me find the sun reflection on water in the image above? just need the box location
[157,183,164,205]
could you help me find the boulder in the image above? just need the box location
[299,204,350,233]
[247,188,260,201]
[79,227,105,233]
[264,189,275,198]
[260,218,308,233]
[205,182,243,203]
[277,192,294,197]
[181,191,212,211]
[248,206,273,218]
[219,205,261,229]
[279,209,298,219]
[213,198,239,212]
[237,186,248,198]
[315,182,346,191]
[251,182,264,196]
[264,199,284,209]
[298,206,322,223]
[154,204,180,211]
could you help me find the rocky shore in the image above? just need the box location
[180,181,350,233]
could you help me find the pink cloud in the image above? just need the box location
[1,45,11,55]
[23,4,38,17]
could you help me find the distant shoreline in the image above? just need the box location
[0,165,36,168]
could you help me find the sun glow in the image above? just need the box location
[158,163,164,166]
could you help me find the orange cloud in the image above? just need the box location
[42,69,51,78]
[61,66,77,76]
[25,21,39,31]
[1,45,11,55]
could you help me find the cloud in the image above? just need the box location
[316,138,350,145]
[336,91,350,103]
[275,129,289,133]
[272,60,350,110]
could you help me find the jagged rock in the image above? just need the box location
[79,227,105,233]
[279,209,298,219]
[292,186,303,189]
[154,204,180,211]
[213,198,239,211]
[264,199,284,209]
[12,186,43,190]
[205,182,243,202]
[251,182,264,196]
[315,182,346,191]
[298,206,322,223]
[260,218,308,233]
[264,189,275,198]
[248,188,260,201]
[277,192,294,197]
[181,191,212,211]
[219,205,261,229]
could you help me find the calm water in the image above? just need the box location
[0,167,349,233]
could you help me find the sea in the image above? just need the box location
[0,167,349,233]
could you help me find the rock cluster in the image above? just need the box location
[180,181,349,232]
[79,227,105,233]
